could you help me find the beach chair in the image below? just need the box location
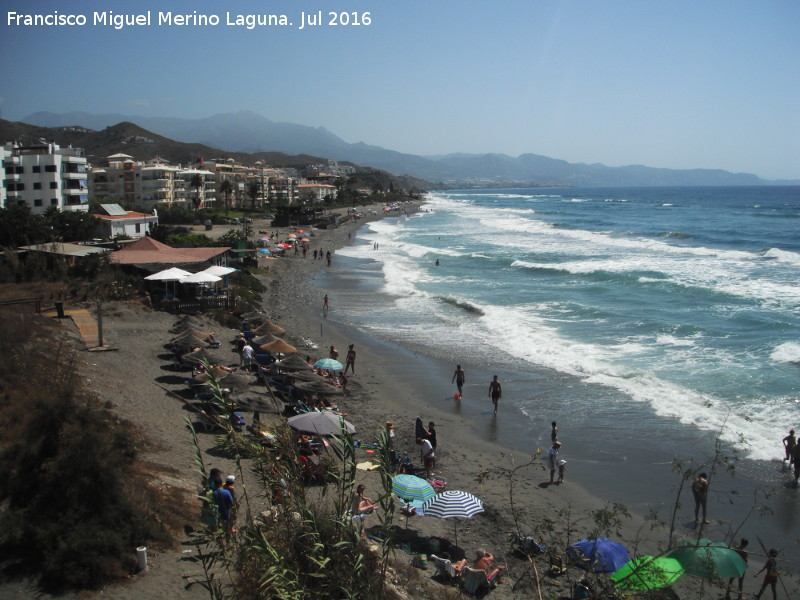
[547,552,567,576]
[430,554,460,583]
[461,566,495,595]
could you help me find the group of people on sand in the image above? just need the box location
[782,428,800,486]
[440,548,506,585]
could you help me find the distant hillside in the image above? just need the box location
[22,110,797,187]
[0,119,432,193]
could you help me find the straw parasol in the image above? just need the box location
[252,334,278,346]
[218,370,258,392]
[172,327,213,342]
[253,320,287,336]
[276,354,314,371]
[293,379,343,395]
[172,333,210,349]
[259,339,297,354]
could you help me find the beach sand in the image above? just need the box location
[5,204,797,599]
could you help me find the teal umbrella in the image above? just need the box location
[666,539,747,580]
[611,556,684,590]
[314,358,344,371]
[392,474,436,504]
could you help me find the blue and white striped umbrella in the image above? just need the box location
[421,490,484,546]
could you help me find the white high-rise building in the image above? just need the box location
[1,141,88,213]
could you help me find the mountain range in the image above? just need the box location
[19,110,798,187]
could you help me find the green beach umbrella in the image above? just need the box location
[666,539,747,580]
[611,556,684,590]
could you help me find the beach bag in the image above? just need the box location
[513,533,546,555]
[411,553,428,569]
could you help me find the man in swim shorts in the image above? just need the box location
[452,364,465,397]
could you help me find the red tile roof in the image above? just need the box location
[109,236,230,265]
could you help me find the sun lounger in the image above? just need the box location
[430,554,460,583]
[461,566,496,595]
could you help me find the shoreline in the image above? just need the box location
[262,205,800,596]
[6,202,795,598]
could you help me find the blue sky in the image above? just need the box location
[2,0,799,180]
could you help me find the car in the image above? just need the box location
[262,213,275,220]
[241,217,252,223]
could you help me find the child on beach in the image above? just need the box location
[557,459,566,484]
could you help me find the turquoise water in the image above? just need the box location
[322,187,800,462]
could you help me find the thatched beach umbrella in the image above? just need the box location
[288,370,326,382]
[229,392,274,413]
[218,370,258,392]
[254,321,287,336]
[172,327,213,342]
[172,333,209,350]
[259,339,297,354]
[293,379,343,396]
[182,348,216,365]
[276,354,313,371]
[252,334,278,346]
[193,367,231,382]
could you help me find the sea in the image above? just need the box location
[313,186,800,546]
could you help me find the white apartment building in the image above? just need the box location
[90,155,218,212]
[1,141,89,214]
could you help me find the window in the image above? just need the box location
[33,165,41,173]
[33,182,42,190]
[34,199,43,207]
[135,223,141,233]
[15,166,23,174]
[50,198,58,206]
[50,182,58,189]
[45,165,57,172]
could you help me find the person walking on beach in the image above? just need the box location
[782,429,796,465]
[551,421,559,443]
[753,548,779,600]
[212,477,234,534]
[344,344,356,375]
[242,340,254,373]
[423,421,437,450]
[323,294,330,317]
[452,364,465,397]
[692,472,710,526]
[488,375,502,415]
[547,441,562,484]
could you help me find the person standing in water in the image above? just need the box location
[488,375,502,415]
[452,364,465,397]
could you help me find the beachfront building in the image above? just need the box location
[94,203,159,239]
[1,141,88,214]
[296,183,337,203]
[90,155,218,212]
[175,168,217,210]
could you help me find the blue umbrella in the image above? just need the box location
[314,358,343,371]
[258,248,271,254]
[392,474,436,503]
[567,537,631,573]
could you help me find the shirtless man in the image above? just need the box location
[452,364,465,397]
[473,549,504,584]
[488,375,502,415]
[344,344,356,375]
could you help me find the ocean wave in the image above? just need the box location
[437,295,486,315]
[760,247,800,265]
[770,341,800,365]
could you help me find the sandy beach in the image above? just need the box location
[6,203,797,599]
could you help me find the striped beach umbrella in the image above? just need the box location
[314,358,344,371]
[392,474,436,504]
[422,490,484,546]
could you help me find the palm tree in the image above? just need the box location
[190,174,203,211]
[247,181,260,213]
[219,179,233,216]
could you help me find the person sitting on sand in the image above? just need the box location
[352,484,378,515]
[473,549,505,583]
